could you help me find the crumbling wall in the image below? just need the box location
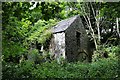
[65,16,92,62]
[49,32,65,59]
[49,15,94,62]
[65,16,81,62]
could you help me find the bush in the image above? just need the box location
[3,46,119,79]
[2,60,34,80]
[89,58,118,78]
[92,45,120,62]
[2,57,118,79]
[31,58,118,79]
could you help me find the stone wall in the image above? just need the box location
[49,15,93,62]
[65,16,92,62]
[49,32,65,59]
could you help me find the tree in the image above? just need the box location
[100,2,120,45]
[2,2,66,62]
[66,2,120,49]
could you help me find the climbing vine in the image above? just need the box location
[27,19,58,45]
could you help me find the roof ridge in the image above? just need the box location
[52,15,79,33]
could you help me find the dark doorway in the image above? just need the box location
[76,31,81,47]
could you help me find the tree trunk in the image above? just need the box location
[116,18,120,38]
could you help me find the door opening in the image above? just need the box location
[76,31,81,47]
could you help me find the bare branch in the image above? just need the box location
[116,18,120,37]
[80,3,98,49]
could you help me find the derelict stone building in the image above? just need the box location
[49,15,93,62]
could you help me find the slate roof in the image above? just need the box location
[51,15,79,33]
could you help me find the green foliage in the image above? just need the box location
[3,41,26,60]
[2,2,59,63]
[89,58,118,78]
[27,49,39,62]
[27,19,58,44]
[92,45,119,62]
[100,2,120,20]
[2,2,120,79]
[105,45,120,59]
[2,60,34,79]
[2,2,33,62]
[2,58,118,79]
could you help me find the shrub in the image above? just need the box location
[92,45,119,62]
[3,46,120,80]
[89,58,118,78]
[2,51,119,79]
[2,60,34,80]
[31,58,118,79]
